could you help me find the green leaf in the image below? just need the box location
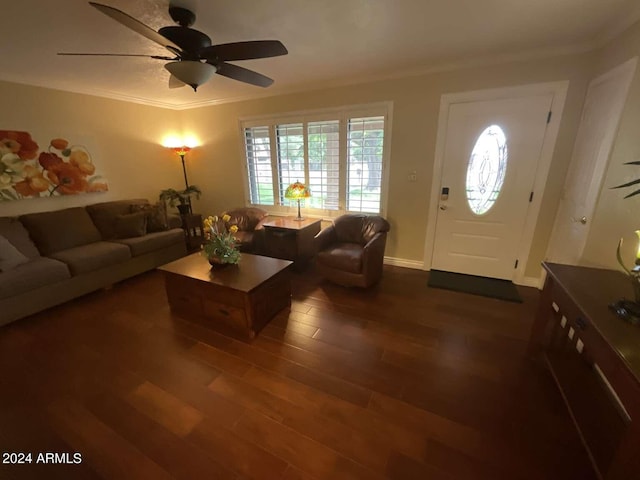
[624,189,640,199]
[612,178,640,189]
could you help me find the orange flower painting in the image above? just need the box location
[0,131,108,201]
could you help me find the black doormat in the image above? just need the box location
[427,270,522,303]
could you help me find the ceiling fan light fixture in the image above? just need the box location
[165,61,217,91]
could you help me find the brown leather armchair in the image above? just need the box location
[315,214,390,288]
[222,207,268,254]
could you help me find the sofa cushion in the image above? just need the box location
[0,257,71,299]
[86,199,148,240]
[316,242,363,273]
[19,207,102,255]
[0,217,42,258]
[130,203,168,232]
[114,212,147,239]
[114,228,184,256]
[0,235,29,272]
[49,241,131,275]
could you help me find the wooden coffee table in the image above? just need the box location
[159,253,292,341]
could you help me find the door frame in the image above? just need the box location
[545,57,637,264]
[423,81,569,286]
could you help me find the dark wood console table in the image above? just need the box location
[262,217,321,271]
[528,263,640,479]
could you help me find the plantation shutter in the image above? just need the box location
[347,116,385,213]
[276,123,305,206]
[307,120,340,210]
[244,126,274,205]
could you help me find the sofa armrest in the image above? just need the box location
[315,225,338,252]
[254,215,270,231]
[362,232,387,277]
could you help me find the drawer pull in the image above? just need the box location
[576,317,588,330]
[219,308,230,316]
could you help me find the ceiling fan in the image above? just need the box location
[58,2,288,91]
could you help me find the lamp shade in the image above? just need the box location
[165,61,217,91]
[172,146,191,156]
[284,181,311,200]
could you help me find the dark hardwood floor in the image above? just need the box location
[0,265,596,479]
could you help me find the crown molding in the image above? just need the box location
[0,76,187,110]
[592,7,640,48]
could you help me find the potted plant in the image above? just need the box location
[202,214,241,268]
[159,185,202,215]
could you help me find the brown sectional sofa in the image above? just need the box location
[0,199,187,326]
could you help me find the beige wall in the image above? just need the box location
[0,81,179,217]
[581,20,640,269]
[181,53,592,276]
[3,38,621,279]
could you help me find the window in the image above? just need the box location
[244,126,274,205]
[348,116,385,213]
[242,104,389,215]
[466,124,508,215]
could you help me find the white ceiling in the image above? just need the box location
[3,0,640,109]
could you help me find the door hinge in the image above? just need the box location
[547,111,552,123]
[514,259,519,268]
[529,192,534,202]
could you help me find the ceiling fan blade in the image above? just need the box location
[215,62,274,87]
[89,2,181,53]
[200,41,288,62]
[169,74,186,89]
[57,53,176,60]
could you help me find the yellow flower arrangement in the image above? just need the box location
[202,214,241,265]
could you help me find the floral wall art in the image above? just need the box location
[0,130,108,202]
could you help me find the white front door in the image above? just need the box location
[431,95,553,280]
[546,58,637,264]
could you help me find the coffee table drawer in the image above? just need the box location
[203,298,247,332]
[201,285,245,308]
[164,273,204,317]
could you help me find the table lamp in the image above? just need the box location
[284,181,311,221]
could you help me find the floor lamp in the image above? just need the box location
[171,146,192,214]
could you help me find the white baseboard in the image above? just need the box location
[383,256,424,270]
[518,275,544,289]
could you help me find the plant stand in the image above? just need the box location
[181,213,204,253]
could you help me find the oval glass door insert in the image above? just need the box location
[466,125,508,215]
